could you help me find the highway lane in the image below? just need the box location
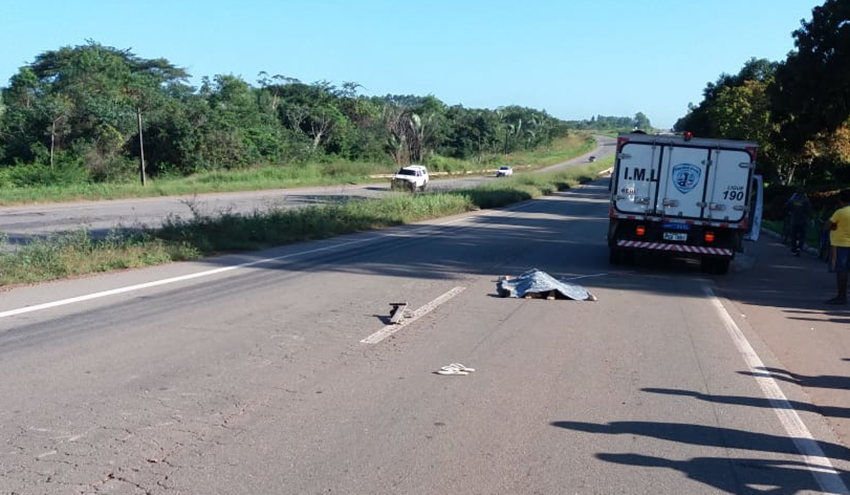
[2,180,847,494]
[0,136,615,245]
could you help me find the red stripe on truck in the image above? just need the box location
[616,240,733,256]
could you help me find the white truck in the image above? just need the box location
[607,132,762,274]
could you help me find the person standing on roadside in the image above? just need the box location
[824,189,850,305]
[786,187,811,255]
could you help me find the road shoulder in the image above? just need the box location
[715,232,850,450]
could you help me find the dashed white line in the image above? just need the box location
[360,286,466,344]
[707,287,849,494]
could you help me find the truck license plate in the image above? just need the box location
[663,232,688,242]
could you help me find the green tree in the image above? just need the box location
[633,112,651,131]
[570,115,637,132]
[198,74,269,168]
[772,0,850,150]
[675,58,778,138]
[40,93,73,168]
[1,41,189,179]
[393,95,447,163]
[1,67,45,163]
[441,106,500,160]
[334,89,386,161]
[133,85,207,176]
[1,42,573,183]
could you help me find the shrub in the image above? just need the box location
[6,162,90,188]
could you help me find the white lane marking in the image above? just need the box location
[0,236,370,320]
[0,215,482,320]
[562,273,608,281]
[0,195,541,320]
[360,287,466,344]
[707,287,849,494]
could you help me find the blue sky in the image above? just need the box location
[0,1,822,129]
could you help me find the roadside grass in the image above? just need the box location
[154,193,478,253]
[0,150,610,288]
[154,159,609,253]
[0,134,595,206]
[0,164,375,205]
[0,230,200,286]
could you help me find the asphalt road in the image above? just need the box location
[2,180,848,494]
[0,136,616,245]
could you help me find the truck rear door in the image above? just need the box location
[614,141,709,220]
[703,148,755,224]
[744,175,763,241]
[613,142,662,216]
[656,146,711,220]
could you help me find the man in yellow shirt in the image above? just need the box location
[825,190,850,304]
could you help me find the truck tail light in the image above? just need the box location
[705,231,715,243]
[636,225,646,236]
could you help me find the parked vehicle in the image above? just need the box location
[391,165,429,191]
[496,166,514,177]
[588,156,597,162]
[607,132,763,274]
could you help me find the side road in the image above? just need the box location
[0,137,615,244]
[716,230,850,449]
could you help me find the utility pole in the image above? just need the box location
[49,115,65,169]
[137,107,146,186]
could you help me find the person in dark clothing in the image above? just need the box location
[786,187,811,255]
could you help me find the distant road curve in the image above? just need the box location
[0,135,615,244]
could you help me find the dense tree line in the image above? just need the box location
[675,0,850,186]
[566,112,653,132]
[0,41,573,186]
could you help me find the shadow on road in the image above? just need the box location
[552,420,850,459]
[738,366,850,393]
[552,420,850,494]
[597,453,843,495]
[643,386,850,419]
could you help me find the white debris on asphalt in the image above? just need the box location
[436,363,476,376]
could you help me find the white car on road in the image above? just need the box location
[496,166,514,177]
[391,165,429,191]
